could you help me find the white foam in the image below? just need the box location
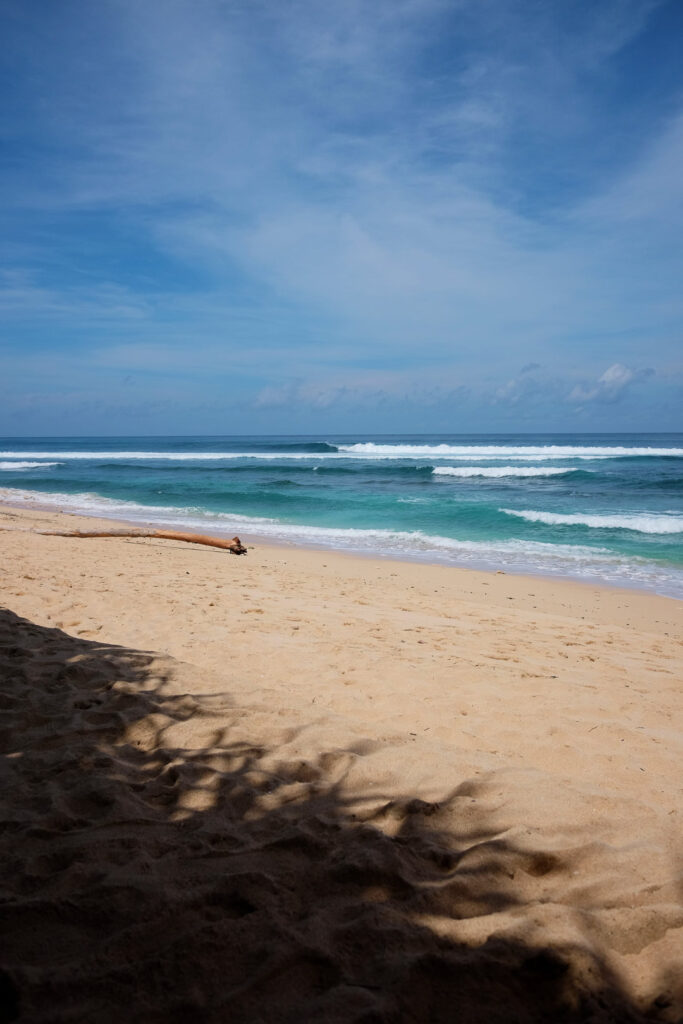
[0,461,61,470]
[0,487,280,526]
[0,450,286,461]
[340,443,683,458]
[19,491,601,560]
[0,449,444,462]
[2,485,682,597]
[433,466,576,478]
[0,447,665,463]
[502,509,683,534]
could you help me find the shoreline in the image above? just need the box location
[1,498,681,636]
[1,487,681,602]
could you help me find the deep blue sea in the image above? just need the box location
[1,433,682,597]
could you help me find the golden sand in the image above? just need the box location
[1,502,682,1021]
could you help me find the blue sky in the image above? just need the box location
[1,0,682,434]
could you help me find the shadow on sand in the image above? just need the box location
[0,608,676,1023]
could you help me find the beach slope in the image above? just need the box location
[1,504,682,1021]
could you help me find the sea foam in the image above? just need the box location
[0,461,61,470]
[0,446,676,462]
[339,443,683,458]
[3,485,683,598]
[433,466,577,478]
[502,509,683,534]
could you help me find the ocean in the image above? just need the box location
[1,433,682,598]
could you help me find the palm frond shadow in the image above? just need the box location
[0,609,674,1023]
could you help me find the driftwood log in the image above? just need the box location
[38,529,248,554]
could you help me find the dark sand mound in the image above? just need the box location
[0,609,678,1023]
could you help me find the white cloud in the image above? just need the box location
[568,363,654,404]
[2,0,681,431]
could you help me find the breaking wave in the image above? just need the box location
[433,466,580,478]
[0,461,61,470]
[501,509,683,534]
[2,486,682,597]
[0,446,675,463]
[339,443,683,459]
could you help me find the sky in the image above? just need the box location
[1,0,682,435]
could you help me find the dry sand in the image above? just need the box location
[1,502,682,1022]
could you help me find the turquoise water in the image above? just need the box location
[1,433,682,597]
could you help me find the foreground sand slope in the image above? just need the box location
[1,504,682,1021]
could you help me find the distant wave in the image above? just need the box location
[245,442,339,453]
[0,448,624,463]
[340,443,683,458]
[433,466,580,478]
[0,451,297,461]
[0,461,61,470]
[0,450,426,462]
[312,463,434,475]
[501,509,683,534]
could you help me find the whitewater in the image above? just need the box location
[0,433,681,597]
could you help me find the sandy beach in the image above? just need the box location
[1,501,682,1022]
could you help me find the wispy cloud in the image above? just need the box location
[1,0,681,431]
[569,364,655,405]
